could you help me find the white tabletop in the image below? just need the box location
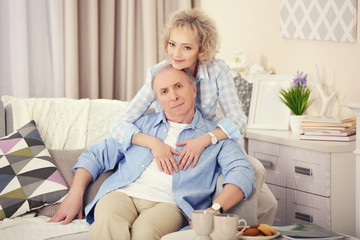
[245,129,356,153]
[161,230,359,240]
[161,230,195,240]
[161,230,238,240]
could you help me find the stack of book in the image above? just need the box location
[299,116,356,142]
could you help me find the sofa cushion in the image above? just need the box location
[0,120,68,220]
[37,149,114,217]
[1,96,129,150]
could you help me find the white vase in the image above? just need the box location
[289,115,305,134]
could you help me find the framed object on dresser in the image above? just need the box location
[248,74,292,130]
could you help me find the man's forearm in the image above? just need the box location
[49,168,93,224]
[211,184,245,212]
[70,168,93,195]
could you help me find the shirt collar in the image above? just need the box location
[196,61,209,81]
[154,108,209,132]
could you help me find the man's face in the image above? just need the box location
[153,67,196,124]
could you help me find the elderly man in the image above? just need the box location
[50,64,255,240]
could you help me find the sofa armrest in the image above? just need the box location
[4,103,13,134]
[0,100,5,137]
[0,98,14,136]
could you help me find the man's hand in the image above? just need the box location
[151,140,180,175]
[176,134,210,170]
[49,168,92,224]
[49,190,84,224]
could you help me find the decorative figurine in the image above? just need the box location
[310,66,337,117]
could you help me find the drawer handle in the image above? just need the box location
[258,159,273,169]
[295,212,313,222]
[295,166,313,176]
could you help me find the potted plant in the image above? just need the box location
[279,71,315,133]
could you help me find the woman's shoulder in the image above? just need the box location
[213,58,227,65]
[198,58,230,78]
[200,58,230,72]
[201,58,228,67]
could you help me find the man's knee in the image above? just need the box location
[258,184,278,225]
[246,154,266,192]
[89,213,131,240]
[90,192,136,239]
[131,202,187,240]
[132,224,162,240]
[260,192,277,214]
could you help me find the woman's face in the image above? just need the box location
[167,27,201,75]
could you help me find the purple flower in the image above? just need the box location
[292,71,307,88]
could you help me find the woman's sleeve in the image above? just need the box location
[109,68,155,151]
[216,61,247,140]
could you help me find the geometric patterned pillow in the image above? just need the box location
[37,149,85,217]
[0,120,68,220]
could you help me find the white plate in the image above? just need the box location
[238,231,280,240]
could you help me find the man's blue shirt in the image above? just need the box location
[74,109,255,224]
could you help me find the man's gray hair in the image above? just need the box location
[151,63,196,91]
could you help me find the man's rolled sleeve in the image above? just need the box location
[218,141,255,199]
[73,154,102,183]
[223,171,255,200]
[73,138,124,182]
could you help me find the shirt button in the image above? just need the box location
[164,129,167,132]
[141,164,145,168]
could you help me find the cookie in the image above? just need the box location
[258,226,273,236]
[249,224,259,229]
[238,226,247,232]
[243,228,260,236]
[259,224,276,234]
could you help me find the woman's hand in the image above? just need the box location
[132,133,180,174]
[176,134,211,170]
[151,139,180,175]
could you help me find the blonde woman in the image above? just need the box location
[110,9,246,174]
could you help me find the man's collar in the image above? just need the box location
[154,108,208,132]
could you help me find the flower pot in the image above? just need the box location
[289,115,305,134]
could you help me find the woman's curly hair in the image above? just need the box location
[161,9,219,63]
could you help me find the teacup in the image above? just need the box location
[192,210,214,240]
[212,214,247,240]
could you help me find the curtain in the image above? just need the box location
[0,0,192,100]
[0,0,64,97]
[71,0,192,100]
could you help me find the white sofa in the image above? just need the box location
[0,95,259,240]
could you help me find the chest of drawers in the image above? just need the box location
[245,129,356,236]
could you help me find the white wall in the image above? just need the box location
[195,0,360,117]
